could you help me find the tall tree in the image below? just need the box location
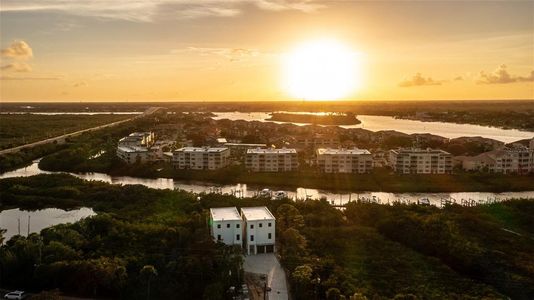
[276,204,304,233]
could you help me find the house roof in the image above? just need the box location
[241,206,275,221]
[210,207,241,221]
[317,148,371,155]
[247,148,296,154]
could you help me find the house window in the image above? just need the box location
[268,222,272,227]
[217,224,221,229]
[227,224,230,228]
[259,223,263,228]
[268,233,272,239]
[250,235,254,241]
[236,224,240,228]
[236,234,240,241]
[217,235,221,240]
[250,224,254,229]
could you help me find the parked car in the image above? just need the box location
[4,291,26,300]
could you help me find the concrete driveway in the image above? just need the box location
[244,253,289,300]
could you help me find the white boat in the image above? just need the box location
[258,188,272,198]
[273,191,288,200]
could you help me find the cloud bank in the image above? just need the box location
[1,40,33,59]
[478,65,534,84]
[0,0,323,22]
[0,62,32,72]
[184,47,259,61]
[399,73,442,87]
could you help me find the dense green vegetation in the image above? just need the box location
[0,174,251,299]
[1,174,533,299]
[0,142,67,173]
[276,199,534,299]
[268,112,360,125]
[0,114,133,150]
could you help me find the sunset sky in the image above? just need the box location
[1,0,533,102]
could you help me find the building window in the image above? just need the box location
[236,234,240,241]
[259,223,263,228]
[227,224,230,228]
[268,233,272,239]
[217,224,221,229]
[217,235,221,240]
[250,235,254,241]
[236,224,240,228]
[250,224,254,229]
[268,222,272,227]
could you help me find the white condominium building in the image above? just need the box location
[297,134,340,149]
[460,141,534,174]
[389,148,453,174]
[118,132,155,147]
[116,132,156,164]
[116,146,152,164]
[245,148,298,172]
[316,148,373,174]
[172,147,230,170]
[241,207,276,255]
[209,207,243,246]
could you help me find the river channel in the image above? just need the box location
[2,160,533,208]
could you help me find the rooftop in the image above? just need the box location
[241,206,275,221]
[210,207,241,221]
[247,148,297,154]
[129,132,153,137]
[317,148,371,155]
[174,147,228,153]
[117,146,149,153]
[390,148,451,155]
[224,143,267,147]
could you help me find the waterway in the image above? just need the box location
[2,160,533,208]
[0,207,96,242]
[211,112,534,144]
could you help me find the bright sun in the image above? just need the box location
[283,39,361,101]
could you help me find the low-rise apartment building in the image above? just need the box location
[172,147,230,170]
[297,134,340,149]
[241,207,276,255]
[389,148,453,174]
[223,142,267,159]
[116,132,156,164]
[459,141,534,174]
[118,132,155,147]
[316,148,373,173]
[209,207,243,246]
[116,146,152,164]
[245,148,298,172]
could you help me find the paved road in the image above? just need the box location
[244,253,289,300]
[0,107,161,156]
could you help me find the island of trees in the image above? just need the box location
[268,112,361,125]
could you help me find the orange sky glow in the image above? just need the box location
[1,1,533,102]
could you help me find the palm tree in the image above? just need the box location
[139,265,158,300]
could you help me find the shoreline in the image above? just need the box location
[395,115,534,133]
